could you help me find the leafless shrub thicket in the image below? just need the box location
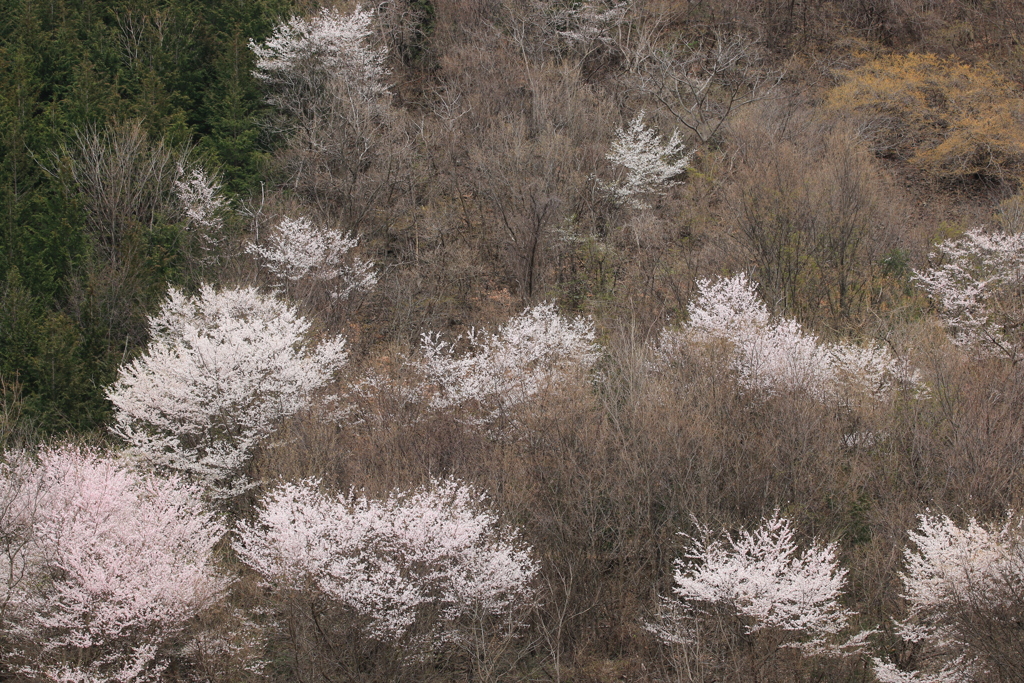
[224,5,1024,675]
[48,121,219,352]
[723,103,914,330]
[242,309,1024,679]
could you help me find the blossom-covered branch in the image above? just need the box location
[235,478,537,649]
[247,216,377,299]
[655,513,859,654]
[418,302,599,423]
[648,512,869,682]
[913,227,1024,360]
[874,513,1024,683]
[251,6,388,116]
[601,111,692,209]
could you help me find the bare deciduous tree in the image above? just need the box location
[630,31,782,145]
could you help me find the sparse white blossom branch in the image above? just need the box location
[246,216,377,299]
[174,165,225,234]
[417,303,599,423]
[544,0,628,51]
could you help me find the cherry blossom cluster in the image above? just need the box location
[107,284,348,496]
[247,216,378,298]
[173,164,225,236]
[0,445,226,682]
[251,6,388,114]
[539,0,628,51]
[417,302,599,423]
[651,513,862,657]
[658,273,921,401]
[234,478,538,647]
[913,227,1024,360]
[601,111,692,209]
[874,513,1024,683]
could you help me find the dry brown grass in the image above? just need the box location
[828,53,1024,185]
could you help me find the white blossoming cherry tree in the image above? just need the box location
[107,284,348,497]
[251,5,388,118]
[234,478,538,676]
[658,273,922,402]
[417,302,600,425]
[0,445,227,682]
[250,5,405,235]
[874,513,1024,683]
[246,215,378,300]
[541,0,628,56]
[173,164,226,255]
[649,513,868,680]
[601,111,692,209]
[913,227,1024,361]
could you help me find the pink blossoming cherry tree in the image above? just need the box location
[0,444,227,682]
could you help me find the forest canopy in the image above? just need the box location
[5,1,1024,681]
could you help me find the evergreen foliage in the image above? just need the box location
[0,0,290,433]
